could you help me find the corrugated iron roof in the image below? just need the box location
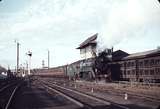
[123,49,160,60]
[77,33,98,49]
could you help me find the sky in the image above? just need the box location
[0,0,160,69]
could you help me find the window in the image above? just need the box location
[144,60,149,66]
[139,61,143,67]
[145,70,149,75]
[127,62,131,67]
[158,68,160,75]
[80,48,86,54]
[139,70,143,75]
[150,59,154,66]
[121,71,124,76]
[124,71,126,75]
[132,70,135,75]
[155,59,160,65]
[127,70,130,75]
[155,59,158,65]
[121,63,124,67]
[155,68,159,75]
[157,59,160,65]
[150,69,154,75]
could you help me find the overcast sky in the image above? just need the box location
[0,0,160,69]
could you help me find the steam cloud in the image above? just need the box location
[97,0,160,52]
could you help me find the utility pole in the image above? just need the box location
[16,42,20,75]
[48,50,50,69]
[42,60,45,68]
[26,51,32,87]
[27,51,32,75]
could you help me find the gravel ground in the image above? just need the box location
[35,77,160,109]
[74,80,160,99]
[42,77,159,109]
[9,80,80,109]
[71,80,160,109]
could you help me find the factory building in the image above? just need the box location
[119,49,160,82]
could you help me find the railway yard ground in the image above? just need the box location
[74,81,160,109]
[0,76,160,109]
[40,76,160,109]
[8,79,80,109]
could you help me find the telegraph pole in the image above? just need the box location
[26,51,32,87]
[16,42,20,74]
[42,60,45,68]
[27,51,32,75]
[48,50,50,69]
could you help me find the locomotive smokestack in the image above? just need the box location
[111,47,113,53]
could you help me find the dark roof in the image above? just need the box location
[112,50,129,61]
[123,49,160,60]
[77,33,97,49]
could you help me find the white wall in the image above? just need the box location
[80,45,96,59]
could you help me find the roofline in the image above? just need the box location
[76,42,96,49]
[76,33,98,49]
[122,49,160,60]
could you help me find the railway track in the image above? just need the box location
[39,79,129,109]
[75,82,160,103]
[0,80,22,109]
[0,82,16,93]
[71,82,160,103]
[42,77,160,104]
[4,84,21,109]
[116,89,160,103]
[0,79,16,89]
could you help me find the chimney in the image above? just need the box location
[111,46,113,53]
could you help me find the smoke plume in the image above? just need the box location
[97,0,160,52]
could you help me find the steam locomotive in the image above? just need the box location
[67,48,114,81]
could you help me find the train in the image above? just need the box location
[66,48,160,83]
[33,48,160,83]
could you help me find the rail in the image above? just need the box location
[5,84,21,109]
[0,80,23,109]
[40,79,129,109]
